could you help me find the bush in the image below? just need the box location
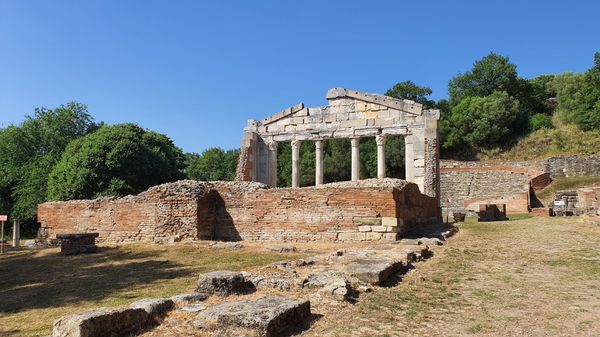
[529,113,553,131]
[444,91,523,149]
[47,124,184,201]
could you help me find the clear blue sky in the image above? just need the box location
[1,0,598,153]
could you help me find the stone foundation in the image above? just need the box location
[38,179,441,244]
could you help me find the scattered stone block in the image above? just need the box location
[196,296,311,337]
[130,298,174,321]
[342,258,403,285]
[170,293,208,305]
[302,272,352,302]
[266,244,296,253]
[56,233,99,255]
[179,304,207,313]
[196,271,247,296]
[210,241,243,250]
[52,307,151,337]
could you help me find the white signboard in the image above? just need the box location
[554,200,565,207]
[0,215,7,221]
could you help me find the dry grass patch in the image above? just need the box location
[0,242,303,337]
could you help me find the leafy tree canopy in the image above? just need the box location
[47,123,184,201]
[385,81,435,108]
[185,147,239,181]
[444,91,522,149]
[0,102,98,220]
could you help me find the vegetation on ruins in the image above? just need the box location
[47,123,185,201]
[183,148,239,181]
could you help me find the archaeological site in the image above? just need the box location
[11,89,600,337]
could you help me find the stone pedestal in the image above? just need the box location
[315,140,324,186]
[12,220,19,248]
[351,138,360,181]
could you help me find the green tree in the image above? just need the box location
[47,123,184,200]
[444,91,522,149]
[185,147,239,181]
[0,102,97,222]
[385,81,435,108]
[529,113,553,131]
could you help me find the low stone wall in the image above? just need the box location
[38,179,440,244]
[543,155,600,179]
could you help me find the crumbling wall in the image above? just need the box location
[38,179,440,244]
[38,180,209,244]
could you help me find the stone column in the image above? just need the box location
[291,139,301,188]
[376,134,386,179]
[315,140,324,186]
[404,134,415,182]
[351,138,360,181]
[267,140,278,187]
[12,219,19,248]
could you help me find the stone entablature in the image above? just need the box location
[235,88,441,203]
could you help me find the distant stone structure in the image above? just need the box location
[236,88,441,201]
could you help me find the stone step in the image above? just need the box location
[195,296,311,337]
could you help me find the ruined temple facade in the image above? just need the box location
[235,88,441,203]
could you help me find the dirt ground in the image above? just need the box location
[302,216,600,337]
[2,216,600,337]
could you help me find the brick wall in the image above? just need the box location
[38,179,440,244]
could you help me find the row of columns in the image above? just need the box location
[290,135,389,188]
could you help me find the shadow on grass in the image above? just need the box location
[0,247,192,314]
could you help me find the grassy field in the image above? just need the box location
[303,216,600,337]
[0,243,302,337]
[2,216,600,337]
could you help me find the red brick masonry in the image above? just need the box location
[38,179,440,244]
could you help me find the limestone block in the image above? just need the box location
[365,232,382,240]
[336,113,349,121]
[378,110,391,119]
[308,107,323,115]
[357,225,372,232]
[337,232,366,241]
[370,226,387,233]
[289,117,305,124]
[266,125,282,133]
[53,307,151,337]
[414,158,425,167]
[305,115,323,123]
[353,217,382,226]
[366,118,376,126]
[382,233,400,242]
[340,119,367,127]
[130,298,174,321]
[323,114,337,122]
[284,125,297,132]
[414,168,425,176]
[196,296,311,337]
[384,226,401,233]
[170,293,209,305]
[195,271,247,296]
[381,217,399,227]
[295,108,309,116]
[342,257,402,285]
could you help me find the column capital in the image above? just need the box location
[291,139,301,147]
[375,134,386,146]
[350,138,360,147]
[267,140,278,151]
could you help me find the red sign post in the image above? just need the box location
[0,215,6,254]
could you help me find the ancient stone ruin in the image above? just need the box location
[38,88,443,245]
[236,87,441,200]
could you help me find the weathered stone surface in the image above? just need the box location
[170,293,208,305]
[52,307,151,337]
[130,298,174,320]
[266,244,296,253]
[342,257,403,285]
[250,272,298,290]
[302,272,352,302]
[196,296,311,337]
[209,241,243,250]
[179,304,207,313]
[196,271,247,296]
